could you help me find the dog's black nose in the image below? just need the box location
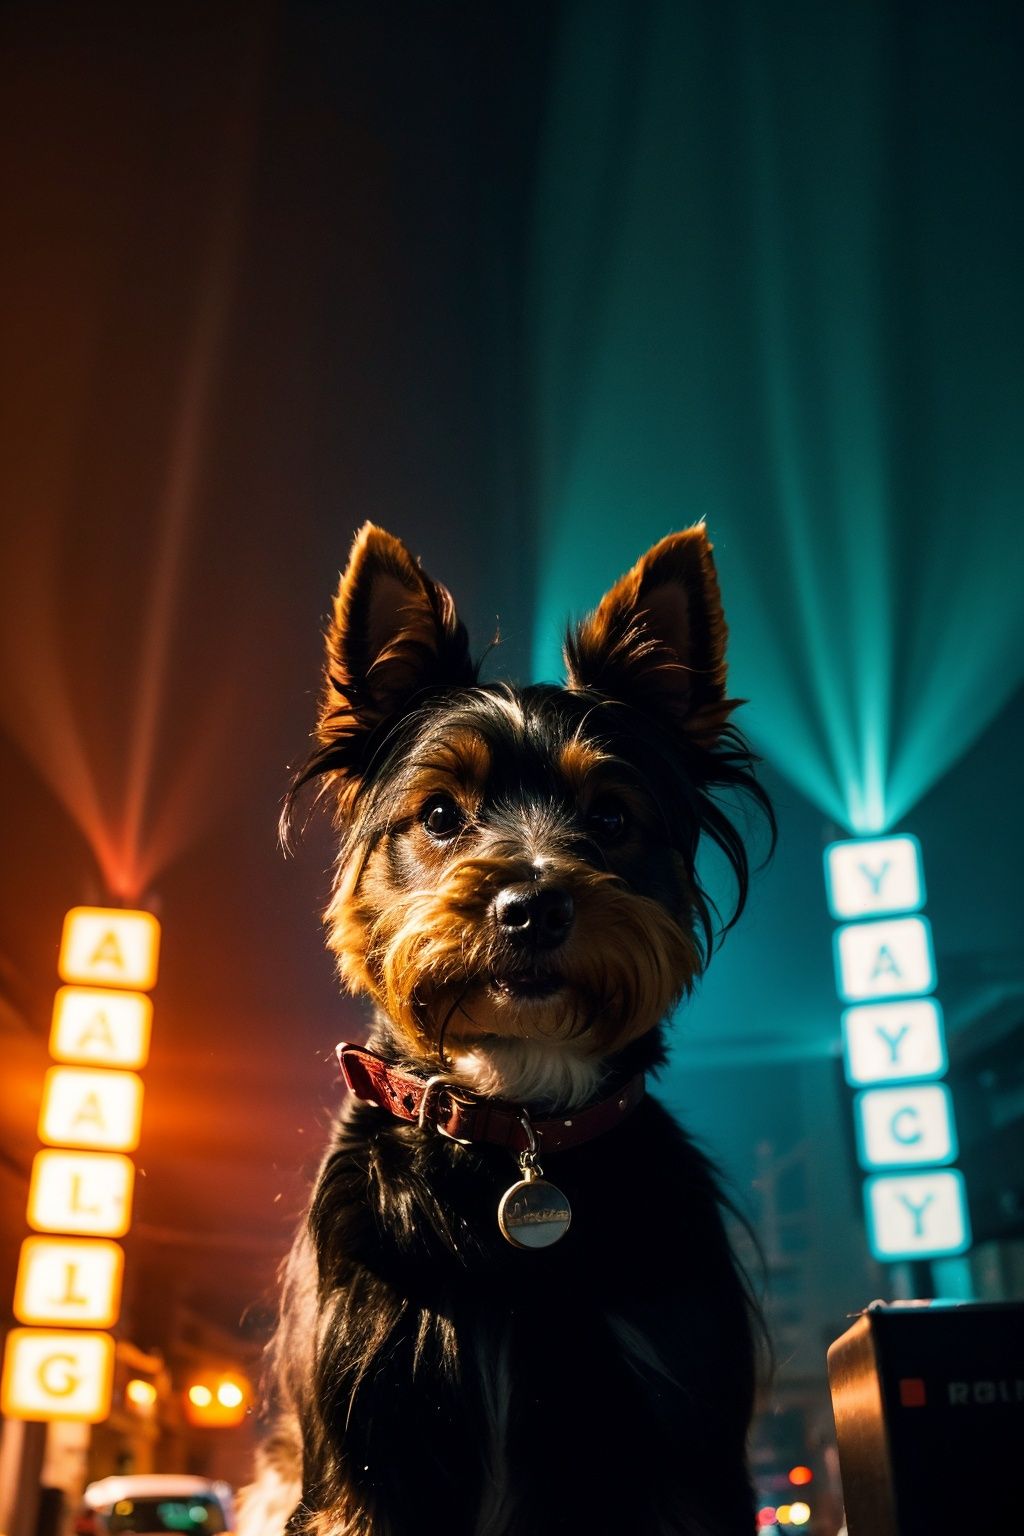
[493,884,575,948]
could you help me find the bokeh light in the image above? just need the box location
[125,1378,157,1408]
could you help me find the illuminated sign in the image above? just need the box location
[864,1169,972,1261]
[824,835,925,920]
[58,907,161,991]
[50,987,152,1069]
[826,836,971,1269]
[38,1066,144,1151]
[27,1150,136,1237]
[855,1084,957,1169]
[834,916,936,1002]
[1,1328,115,1422]
[842,999,946,1085]
[13,1237,124,1328]
[3,905,160,1424]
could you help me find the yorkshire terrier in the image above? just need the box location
[242,523,773,1536]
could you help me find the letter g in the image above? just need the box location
[38,1352,80,1399]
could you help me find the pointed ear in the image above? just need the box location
[563,527,733,744]
[318,522,476,757]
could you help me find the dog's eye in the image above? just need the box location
[421,795,464,840]
[586,798,628,841]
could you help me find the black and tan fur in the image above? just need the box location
[240,524,774,1536]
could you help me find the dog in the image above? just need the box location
[240,522,774,1536]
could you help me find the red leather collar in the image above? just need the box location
[336,1042,645,1155]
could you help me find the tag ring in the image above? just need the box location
[517,1108,543,1175]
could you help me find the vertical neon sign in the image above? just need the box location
[824,836,971,1265]
[1,909,160,1423]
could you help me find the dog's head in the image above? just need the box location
[287,524,771,1102]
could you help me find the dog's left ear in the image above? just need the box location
[563,527,732,745]
[319,522,476,758]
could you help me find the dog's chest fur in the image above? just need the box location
[271,1082,757,1536]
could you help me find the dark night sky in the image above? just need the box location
[0,0,558,1341]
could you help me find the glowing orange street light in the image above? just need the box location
[184,1373,250,1428]
[125,1377,158,1411]
[788,1465,813,1486]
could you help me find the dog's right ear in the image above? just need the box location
[313,523,475,784]
[563,526,732,748]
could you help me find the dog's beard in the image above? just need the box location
[328,854,699,1059]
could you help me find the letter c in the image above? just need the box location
[891,1107,922,1146]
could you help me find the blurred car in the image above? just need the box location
[78,1476,235,1535]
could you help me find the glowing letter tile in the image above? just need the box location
[13,1237,123,1328]
[38,1067,143,1152]
[864,1169,971,1261]
[59,907,160,991]
[1,1328,114,1422]
[842,999,946,1085]
[824,835,925,920]
[27,1151,135,1237]
[50,987,152,1069]
[835,916,936,1002]
[855,1084,957,1169]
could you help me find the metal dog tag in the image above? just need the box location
[498,1166,572,1249]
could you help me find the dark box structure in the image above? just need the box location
[828,1300,1024,1534]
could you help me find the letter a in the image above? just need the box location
[75,1010,117,1055]
[71,1093,108,1133]
[89,931,125,971]
[871,945,902,982]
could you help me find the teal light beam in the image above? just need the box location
[527,0,1024,837]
